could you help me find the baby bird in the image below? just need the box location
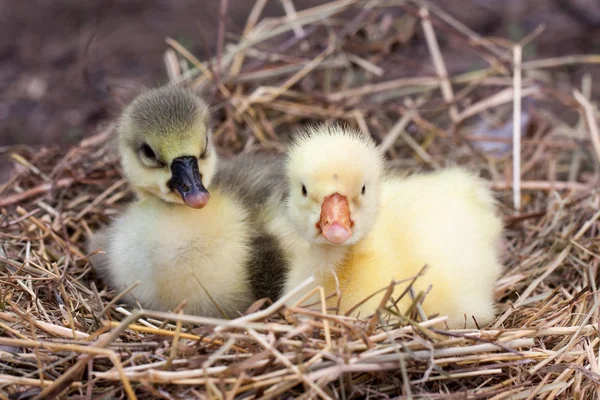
[272,125,385,303]
[88,85,287,318]
[279,125,503,328]
[323,168,503,328]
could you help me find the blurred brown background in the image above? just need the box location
[1,0,600,182]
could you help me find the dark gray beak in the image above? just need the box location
[168,156,210,208]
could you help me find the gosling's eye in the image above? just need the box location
[301,184,308,197]
[361,185,366,195]
[141,143,156,160]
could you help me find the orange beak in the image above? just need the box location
[318,193,353,244]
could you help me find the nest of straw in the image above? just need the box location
[1,1,600,398]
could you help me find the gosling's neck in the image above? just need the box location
[305,242,349,277]
[272,211,349,276]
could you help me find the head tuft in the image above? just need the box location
[286,124,383,189]
[119,85,210,157]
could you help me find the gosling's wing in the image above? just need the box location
[213,152,288,212]
[245,231,290,301]
[212,152,291,302]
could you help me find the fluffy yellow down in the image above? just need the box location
[322,168,503,328]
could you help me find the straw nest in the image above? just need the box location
[1,1,600,398]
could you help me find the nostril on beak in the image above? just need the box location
[181,183,191,193]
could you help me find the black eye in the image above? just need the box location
[301,184,308,197]
[141,143,156,160]
[361,185,366,195]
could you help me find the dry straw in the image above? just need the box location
[1,0,600,398]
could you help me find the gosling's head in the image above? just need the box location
[285,125,384,246]
[117,85,216,208]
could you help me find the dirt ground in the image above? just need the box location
[1,0,600,181]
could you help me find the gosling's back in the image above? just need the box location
[324,168,503,327]
[212,152,290,301]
